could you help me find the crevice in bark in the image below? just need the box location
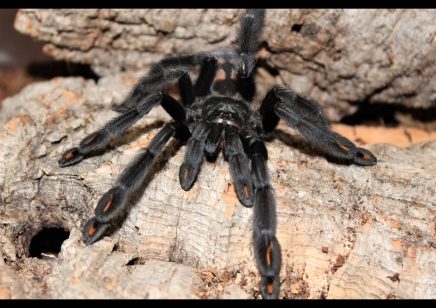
[29,227,70,259]
[341,101,436,128]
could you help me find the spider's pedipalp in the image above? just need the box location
[205,123,223,155]
[225,125,253,207]
[250,140,281,299]
[179,121,211,190]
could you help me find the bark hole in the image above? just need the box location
[291,24,302,33]
[29,227,70,259]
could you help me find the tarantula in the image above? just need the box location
[59,9,377,299]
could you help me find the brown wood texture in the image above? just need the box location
[1,9,436,299]
[14,9,436,121]
[0,75,435,299]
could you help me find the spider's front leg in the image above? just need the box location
[259,87,377,166]
[82,121,191,244]
[60,51,217,167]
[59,92,185,167]
[113,52,217,113]
[250,140,281,299]
[233,9,265,78]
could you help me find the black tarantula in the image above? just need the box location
[59,9,377,299]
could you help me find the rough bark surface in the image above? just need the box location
[0,75,435,299]
[14,9,436,120]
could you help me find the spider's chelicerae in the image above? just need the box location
[59,9,377,299]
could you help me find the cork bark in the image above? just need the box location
[0,9,435,299]
[14,9,436,120]
[0,74,435,299]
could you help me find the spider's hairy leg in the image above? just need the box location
[179,121,211,190]
[59,92,164,167]
[194,56,218,97]
[224,126,253,207]
[259,89,280,134]
[82,122,191,245]
[250,140,281,299]
[160,93,187,122]
[233,9,265,78]
[178,72,195,107]
[261,87,377,166]
[113,53,215,113]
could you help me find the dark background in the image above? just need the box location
[0,9,50,71]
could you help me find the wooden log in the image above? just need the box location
[0,75,435,299]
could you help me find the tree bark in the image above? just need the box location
[0,74,435,299]
[14,9,436,120]
[1,9,436,299]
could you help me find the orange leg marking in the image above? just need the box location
[103,193,114,212]
[243,186,249,199]
[65,152,74,160]
[84,134,96,145]
[266,242,273,265]
[336,140,350,151]
[362,153,370,160]
[267,283,274,294]
[88,224,96,236]
[184,170,189,181]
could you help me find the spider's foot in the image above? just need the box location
[354,148,377,166]
[59,147,84,167]
[234,182,253,208]
[179,163,199,191]
[260,276,280,300]
[82,218,107,245]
